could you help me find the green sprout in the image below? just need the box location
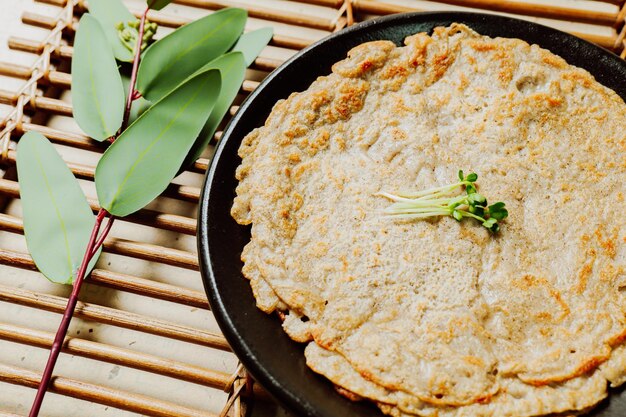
[379,170,508,232]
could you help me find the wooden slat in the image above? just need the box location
[298,0,344,7]
[375,0,620,25]
[0,323,227,388]
[11,122,211,174]
[7,36,73,58]
[0,62,31,79]
[21,10,63,29]
[38,0,341,31]
[0,363,216,417]
[174,0,339,31]
[0,284,230,350]
[104,238,199,270]
[10,17,621,59]
[23,9,314,51]
[0,80,239,120]
[0,212,199,270]
[1,150,201,203]
[0,178,198,236]
[0,248,209,309]
[0,63,257,97]
[353,1,620,49]
[8,36,286,71]
[0,322,269,399]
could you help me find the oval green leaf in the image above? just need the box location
[232,27,273,66]
[87,0,136,62]
[147,0,173,10]
[136,8,246,102]
[180,51,246,170]
[72,14,125,141]
[17,131,99,285]
[96,69,222,217]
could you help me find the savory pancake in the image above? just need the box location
[232,23,626,416]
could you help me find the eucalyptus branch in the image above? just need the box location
[22,3,271,415]
[121,7,150,134]
[28,208,108,417]
[27,11,149,413]
[90,213,115,259]
[380,171,509,232]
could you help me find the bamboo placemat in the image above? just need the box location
[0,0,625,416]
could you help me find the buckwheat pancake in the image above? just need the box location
[231,23,626,416]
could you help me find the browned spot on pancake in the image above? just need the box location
[458,72,469,90]
[430,50,455,84]
[542,54,567,69]
[536,93,563,107]
[608,327,626,346]
[595,228,618,259]
[525,355,609,386]
[576,262,594,294]
[469,40,496,52]
[334,385,364,401]
[381,65,409,79]
[535,312,553,320]
[332,81,370,120]
[311,90,331,111]
[562,71,592,88]
[513,275,570,319]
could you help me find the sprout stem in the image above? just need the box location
[380,171,508,232]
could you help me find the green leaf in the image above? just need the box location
[466,172,478,182]
[468,193,486,205]
[72,14,125,141]
[96,69,222,217]
[180,51,246,170]
[489,203,509,220]
[482,218,497,228]
[136,8,246,101]
[458,170,464,181]
[232,27,273,66]
[147,0,173,10]
[17,132,99,284]
[87,0,136,62]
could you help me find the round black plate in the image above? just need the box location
[198,12,626,417]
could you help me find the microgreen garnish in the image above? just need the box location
[379,171,508,232]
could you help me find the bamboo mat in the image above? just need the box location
[0,0,624,416]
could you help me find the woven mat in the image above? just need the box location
[0,1,624,416]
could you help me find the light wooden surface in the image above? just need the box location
[0,1,624,416]
[0,1,289,416]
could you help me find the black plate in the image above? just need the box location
[198,12,626,417]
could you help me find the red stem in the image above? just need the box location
[120,7,150,134]
[90,213,114,259]
[29,10,148,414]
[28,208,108,416]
